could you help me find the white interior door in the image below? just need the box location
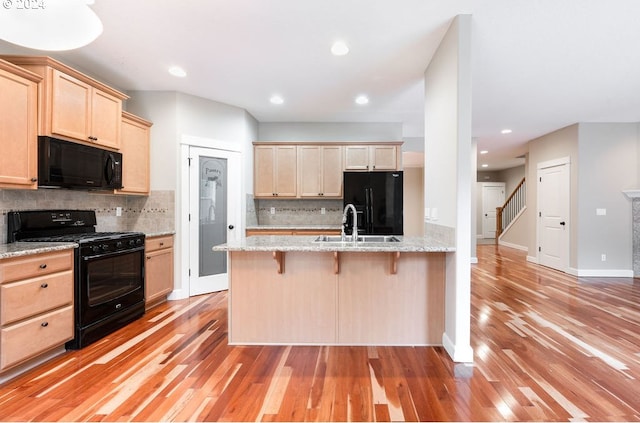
[188,146,241,296]
[482,183,505,238]
[537,161,570,272]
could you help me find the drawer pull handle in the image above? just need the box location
[159,242,164,246]
[41,322,49,327]
[146,256,151,260]
[39,264,47,269]
[40,283,48,288]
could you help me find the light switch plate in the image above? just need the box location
[596,208,607,216]
[270,207,275,215]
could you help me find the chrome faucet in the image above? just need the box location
[342,203,358,242]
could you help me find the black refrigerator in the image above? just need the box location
[343,171,403,235]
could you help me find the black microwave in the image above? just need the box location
[38,136,123,190]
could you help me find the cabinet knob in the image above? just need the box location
[39,263,47,269]
[228,225,235,230]
[159,242,164,247]
[146,256,151,260]
[41,322,49,327]
[31,177,38,182]
[40,283,48,288]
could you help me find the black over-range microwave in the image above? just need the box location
[38,136,123,190]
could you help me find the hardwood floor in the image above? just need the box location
[1,244,640,421]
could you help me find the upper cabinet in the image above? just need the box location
[297,145,343,198]
[117,112,152,195]
[0,59,40,190]
[1,56,128,150]
[344,144,401,171]
[254,145,297,198]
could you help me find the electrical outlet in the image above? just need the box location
[601,254,607,262]
[116,207,122,217]
[270,207,275,215]
[321,207,326,215]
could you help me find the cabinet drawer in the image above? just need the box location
[145,235,173,252]
[1,305,73,370]
[1,270,73,325]
[0,250,73,284]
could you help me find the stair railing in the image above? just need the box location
[496,177,526,239]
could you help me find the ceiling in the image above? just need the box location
[2,0,640,170]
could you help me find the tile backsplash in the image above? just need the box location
[253,198,342,226]
[0,189,175,243]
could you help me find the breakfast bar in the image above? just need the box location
[214,235,454,346]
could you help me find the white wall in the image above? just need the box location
[576,123,638,274]
[258,122,403,141]
[424,14,473,363]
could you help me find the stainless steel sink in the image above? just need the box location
[313,235,400,243]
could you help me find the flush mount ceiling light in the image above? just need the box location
[168,66,187,78]
[270,95,284,105]
[355,95,369,105]
[480,150,489,155]
[331,41,349,56]
[0,0,102,51]
[481,164,489,168]
[501,129,513,134]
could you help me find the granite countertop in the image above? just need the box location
[0,242,77,259]
[213,235,455,253]
[145,231,176,238]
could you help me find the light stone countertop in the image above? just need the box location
[145,231,176,238]
[0,242,77,260]
[245,225,341,231]
[213,235,455,253]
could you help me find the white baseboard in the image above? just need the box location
[470,257,478,264]
[526,255,538,264]
[167,289,188,300]
[442,333,474,363]
[497,240,528,252]
[567,268,634,278]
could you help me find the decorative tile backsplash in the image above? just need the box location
[0,189,175,243]
[253,198,343,226]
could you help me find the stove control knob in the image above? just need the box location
[116,241,123,249]
[92,246,100,253]
[129,239,135,246]
[102,244,109,251]
[136,239,142,245]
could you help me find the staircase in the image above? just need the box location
[496,177,526,239]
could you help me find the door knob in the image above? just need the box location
[228,225,235,230]
[560,221,566,226]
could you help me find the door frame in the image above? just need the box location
[178,135,245,299]
[481,182,505,239]
[536,156,570,272]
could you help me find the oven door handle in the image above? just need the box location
[82,246,145,261]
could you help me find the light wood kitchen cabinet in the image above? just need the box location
[117,112,152,195]
[297,145,343,198]
[0,59,40,190]
[145,235,174,309]
[0,250,74,372]
[0,56,128,150]
[344,143,401,171]
[254,145,297,198]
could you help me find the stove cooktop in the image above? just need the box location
[21,231,145,244]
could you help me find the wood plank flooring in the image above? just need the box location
[1,244,640,421]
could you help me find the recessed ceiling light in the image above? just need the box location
[355,95,369,105]
[481,164,489,168]
[331,41,349,56]
[480,150,488,155]
[501,129,512,134]
[270,95,284,105]
[168,66,187,78]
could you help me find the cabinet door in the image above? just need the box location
[321,145,343,197]
[91,89,122,149]
[297,145,322,197]
[0,67,38,189]
[118,115,150,195]
[274,146,297,197]
[344,145,370,170]
[145,247,174,306]
[51,69,92,142]
[371,145,397,170]
[254,146,276,197]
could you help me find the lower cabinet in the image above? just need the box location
[0,249,74,372]
[145,235,174,309]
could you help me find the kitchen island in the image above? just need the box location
[214,235,454,346]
